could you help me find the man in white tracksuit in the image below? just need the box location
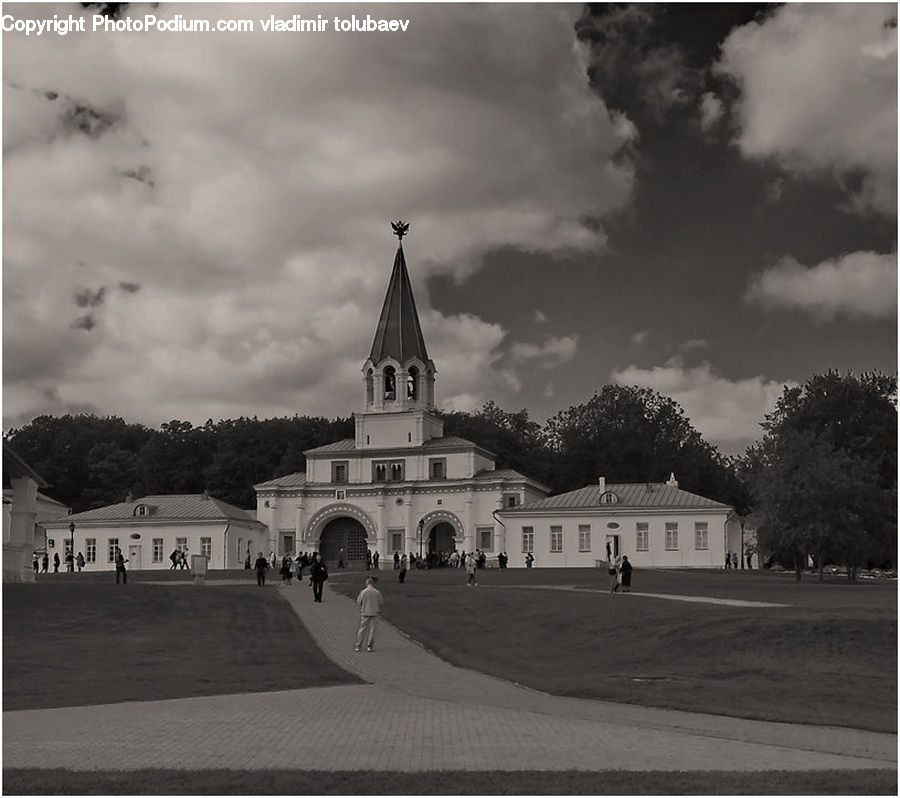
[355,577,384,652]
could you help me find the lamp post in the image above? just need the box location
[417,519,424,561]
[68,521,75,572]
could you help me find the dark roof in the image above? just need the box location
[304,439,357,455]
[48,494,261,525]
[254,472,308,489]
[368,245,430,365]
[304,435,494,457]
[511,483,731,512]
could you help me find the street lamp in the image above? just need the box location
[417,519,424,561]
[69,521,75,572]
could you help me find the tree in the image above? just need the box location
[748,371,897,580]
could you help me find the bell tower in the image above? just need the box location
[355,222,442,449]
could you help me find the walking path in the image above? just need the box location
[3,579,895,773]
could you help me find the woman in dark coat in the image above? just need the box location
[310,553,328,602]
[620,555,633,593]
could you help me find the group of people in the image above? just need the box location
[169,548,190,570]
[606,541,633,593]
[32,551,86,574]
[255,551,329,601]
[724,551,753,570]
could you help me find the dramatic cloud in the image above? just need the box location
[509,335,578,368]
[718,4,897,216]
[612,359,791,450]
[745,251,897,321]
[3,4,634,427]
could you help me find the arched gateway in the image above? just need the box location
[318,517,368,564]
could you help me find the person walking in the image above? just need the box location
[525,552,534,568]
[32,554,39,574]
[114,548,128,584]
[169,549,179,570]
[337,548,345,569]
[372,551,380,570]
[41,553,49,573]
[254,552,269,586]
[281,554,293,585]
[53,552,60,573]
[465,551,477,586]
[398,553,408,583]
[354,577,384,652]
[76,552,85,572]
[65,551,74,572]
[393,551,400,569]
[179,548,190,570]
[610,555,622,593]
[365,549,372,571]
[310,552,328,602]
[620,555,633,592]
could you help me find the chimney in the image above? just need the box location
[125,492,133,503]
[598,476,606,494]
[666,472,678,488]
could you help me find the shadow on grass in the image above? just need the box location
[2,768,896,795]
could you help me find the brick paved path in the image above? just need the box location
[3,580,896,772]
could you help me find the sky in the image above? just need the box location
[2,2,897,456]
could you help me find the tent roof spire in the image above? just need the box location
[368,221,429,364]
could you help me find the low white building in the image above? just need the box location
[42,494,268,572]
[496,475,732,569]
[255,234,549,564]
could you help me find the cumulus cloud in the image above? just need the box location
[533,309,549,324]
[745,251,897,320]
[698,92,723,133]
[677,338,709,353]
[611,359,791,449]
[510,335,578,368]
[632,330,649,345]
[3,4,635,428]
[718,4,897,216]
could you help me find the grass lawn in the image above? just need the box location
[331,567,897,732]
[3,581,361,711]
[2,768,896,795]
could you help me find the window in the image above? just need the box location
[429,458,446,480]
[521,527,534,552]
[389,529,404,553]
[578,525,591,552]
[134,504,148,517]
[477,526,494,552]
[201,537,212,558]
[694,522,709,550]
[503,493,519,508]
[599,491,619,504]
[550,526,563,553]
[665,523,678,551]
[390,461,404,482]
[407,366,419,400]
[383,366,396,400]
[107,538,119,563]
[86,538,96,563]
[373,462,387,482]
[636,523,649,551]
[176,537,188,553]
[332,461,348,484]
[152,538,163,563]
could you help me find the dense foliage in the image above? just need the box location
[744,371,897,579]
[5,384,749,514]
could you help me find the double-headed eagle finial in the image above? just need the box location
[391,220,410,241]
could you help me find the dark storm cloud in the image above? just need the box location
[73,286,106,308]
[71,314,97,331]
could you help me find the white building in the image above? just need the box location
[498,474,732,568]
[3,446,51,582]
[42,493,268,572]
[254,234,549,564]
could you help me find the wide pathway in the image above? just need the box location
[3,579,896,773]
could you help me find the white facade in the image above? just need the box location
[498,478,732,569]
[42,495,268,572]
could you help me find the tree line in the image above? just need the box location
[5,373,895,577]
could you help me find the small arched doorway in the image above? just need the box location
[319,517,368,566]
[428,522,456,556]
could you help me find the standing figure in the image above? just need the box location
[354,577,384,652]
[365,549,372,571]
[620,555,633,593]
[337,548,345,569]
[41,553,49,573]
[281,554,293,585]
[606,540,613,563]
[525,552,534,568]
[372,551,380,570]
[399,554,408,583]
[310,553,328,602]
[32,555,39,574]
[610,555,621,593]
[254,552,269,586]
[746,551,753,570]
[76,552,85,572]
[393,551,400,570]
[53,553,60,573]
[65,551,74,572]
[465,551,478,586]
[114,548,128,584]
